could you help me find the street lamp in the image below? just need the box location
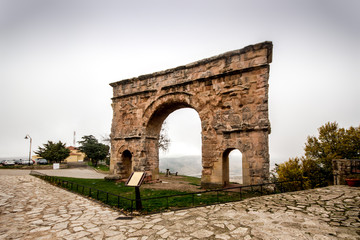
[24,134,32,166]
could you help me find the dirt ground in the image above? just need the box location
[141,174,203,192]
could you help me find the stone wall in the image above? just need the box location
[110,41,273,188]
[332,159,360,185]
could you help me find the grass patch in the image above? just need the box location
[158,172,201,186]
[87,162,109,172]
[179,175,201,186]
[55,177,195,213]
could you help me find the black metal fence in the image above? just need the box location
[30,171,134,211]
[30,171,328,215]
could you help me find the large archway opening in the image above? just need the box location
[159,108,202,177]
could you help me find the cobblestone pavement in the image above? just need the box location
[0,169,107,179]
[0,175,359,240]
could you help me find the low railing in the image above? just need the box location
[30,171,328,215]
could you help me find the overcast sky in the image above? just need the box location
[1,0,359,166]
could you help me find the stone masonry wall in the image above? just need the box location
[110,41,273,188]
[333,159,360,185]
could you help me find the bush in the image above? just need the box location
[276,157,328,191]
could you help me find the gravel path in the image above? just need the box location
[0,175,359,239]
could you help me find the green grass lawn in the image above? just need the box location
[178,175,201,186]
[87,162,110,172]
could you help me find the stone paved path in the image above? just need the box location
[0,175,359,240]
[0,169,108,179]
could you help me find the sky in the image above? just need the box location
[1,0,359,167]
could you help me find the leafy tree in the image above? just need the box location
[276,122,360,187]
[277,157,302,182]
[305,122,360,180]
[35,141,70,163]
[301,157,325,188]
[78,135,110,167]
[276,157,326,190]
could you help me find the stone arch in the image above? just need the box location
[144,92,196,135]
[111,145,135,177]
[110,41,272,188]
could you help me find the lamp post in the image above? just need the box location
[25,134,32,166]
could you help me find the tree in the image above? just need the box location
[276,122,360,186]
[78,135,110,167]
[158,120,170,152]
[35,141,70,163]
[301,157,325,188]
[101,133,111,145]
[277,157,302,182]
[276,157,303,191]
[305,122,360,179]
[101,134,111,165]
[276,157,326,190]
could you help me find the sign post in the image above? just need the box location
[53,163,60,170]
[125,172,146,211]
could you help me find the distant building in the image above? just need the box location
[65,146,85,162]
[31,146,86,163]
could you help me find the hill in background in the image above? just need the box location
[159,155,242,178]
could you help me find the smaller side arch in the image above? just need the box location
[120,150,132,179]
[113,144,135,178]
[222,148,246,186]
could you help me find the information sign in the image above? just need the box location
[125,172,146,187]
